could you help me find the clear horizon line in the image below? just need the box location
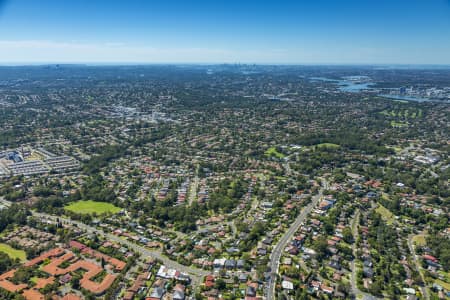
[1,62,450,67]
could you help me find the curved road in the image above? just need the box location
[267,180,327,300]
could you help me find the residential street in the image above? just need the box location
[408,233,429,300]
[266,179,328,300]
[31,211,209,286]
[350,209,362,297]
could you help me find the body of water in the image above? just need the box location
[309,76,448,102]
[339,82,373,92]
[310,77,373,92]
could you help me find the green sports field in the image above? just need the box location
[64,200,121,215]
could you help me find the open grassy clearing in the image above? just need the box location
[380,108,423,119]
[391,121,408,127]
[376,204,395,225]
[379,110,398,117]
[25,152,44,161]
[0,243,27,261]
[435,279,450,291]
[265,146,286,158]
[392,146,402,153]
[315,143,340,149]
[418,109,423,117]
[64,200,121,215]
[412,234,427,246]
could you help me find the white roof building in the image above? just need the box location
[282,280,294,290]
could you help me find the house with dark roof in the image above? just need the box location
[173,290,185,300]
[239,273,248,282]
[329,260,341,270]
[236,259,245,269]
[224,259,236,269]
[363,266,374,278]
[246,286,256,297]
[148,287,165,300]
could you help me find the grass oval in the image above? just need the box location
[64,200,121,215]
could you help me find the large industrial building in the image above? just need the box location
[0,146,79,177]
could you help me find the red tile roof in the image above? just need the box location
[61,294,83,300]
[22,289,45,300]
[69,240,87,250]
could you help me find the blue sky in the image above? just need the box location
[0,0,450,64]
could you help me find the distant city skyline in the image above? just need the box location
[1,0,450,64]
